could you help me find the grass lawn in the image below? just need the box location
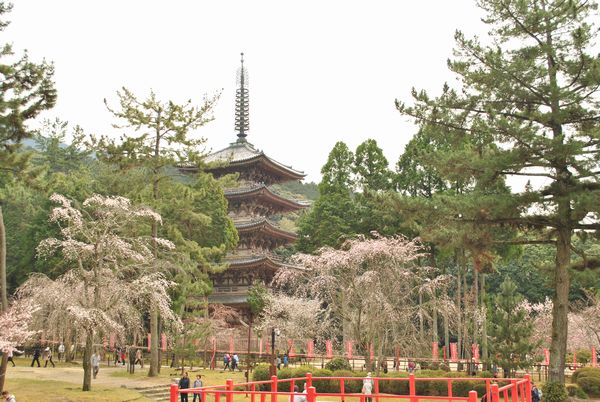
[4,377,151,402]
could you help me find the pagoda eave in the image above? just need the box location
[225,185,309,212]
[234,219,298,242]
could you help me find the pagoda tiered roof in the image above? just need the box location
[225,184,309,214]
[202,140,305,185]
[234,217,297,248]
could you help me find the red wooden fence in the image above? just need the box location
[169,373,532,402]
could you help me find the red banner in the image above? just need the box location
[110,333,115,350]
[161,333,167,352]
[211,337,217,351]
[573,351,577,367]
[229,336,234,354]
[325,340,333,358]
[147,333,151,352]
[288,339,296,358]
[443,346,447,361]
[346,340,353,359]
[432,342,438,361]
[450,342,458,362]
[307,340,314,358]
[592,347,597,367]
[259,338,263,356]
[472,344,480,362]
[544,349,550,365]
[369,343,374,360]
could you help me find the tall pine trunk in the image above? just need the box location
[82,329,93,391]
[481,274,488,366]
[0,207,7,393]
[550,222,570,383]
[149,305,159,376]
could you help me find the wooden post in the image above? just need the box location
[307,386,316,402]
[227,379,234,402]
[409,374,416,402]
[271,375,278,402]
[491,383,499,402]
[170,383,178,402]
[524,374,532,402]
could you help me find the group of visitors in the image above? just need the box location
[29,346,55,368]
[222,353,241,371]
[276,353,289,369]
[177,372,203,402]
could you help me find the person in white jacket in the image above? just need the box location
[91,351,100,379]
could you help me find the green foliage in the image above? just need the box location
[325,357,352,372]
[252,364,272,388]
[489,277,536,374]
[354,139,392,192]
[573,367,600,383]
[566,384,588,399]
[247,282,269,318]
[319,141,355,194]
[542,382,568,402]
[577,377,600,397]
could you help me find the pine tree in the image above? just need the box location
[489,278,536,377]
[354,139,392,192]
[397,0,600,383]
[0,2,56,392]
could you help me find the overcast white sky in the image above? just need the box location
[7,0,487,183]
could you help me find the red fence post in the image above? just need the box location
[306,372,313,388]
[170,384,178,402]
[447,379,453,399]
[271,375,278,402]
[251,384,256,402]
[307,386,316,402]
[216,391,221,402]
[409,374,416,402]
[227,379,234,402]
[485,379,491,402]
[524,374,532,402]
[491,383,500,402]
[374,378,380,402]
[511,380,518,402]
[469,390,478,402]
[340,378,345,402]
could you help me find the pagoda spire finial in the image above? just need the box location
[235,52,250,142]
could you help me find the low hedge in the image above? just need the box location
[578,376,600,397]
[253,367,493,397]
[572,367,600,383]
[566,384,588,399]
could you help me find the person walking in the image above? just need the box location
[30,347,41,367]
[114,347,120,366]
[57,342,65,362]
[223,354,230,370]
[232,353,240,371]
[44,347,55,368]
[179,372,190,402]
[7,348,22,367]
[91,351,100,379]
[192,374,203,402]
[362,372,374,402]
[134,348,144,368]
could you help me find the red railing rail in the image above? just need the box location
[170,373,532,402]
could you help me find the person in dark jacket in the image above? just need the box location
[30,347,41,367]
[179,372,190,402]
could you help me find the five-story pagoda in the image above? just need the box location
[201,54,306,316]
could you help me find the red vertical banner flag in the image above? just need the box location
[450,342,458,362]
[110,333,115,350]
[325,340,333,358]
[307,339,314,358]
[443,346,447,361]
[369,343,374,360]
[259,338,263,356]
[288,339,296,358]
[229,336,234,354]
[211,337,217,351]
[147,333,151,352]
[573,351,577,367]
[346,340,353,359]
[472,344,480,362]
[432,342,439,361]
[161,333,167,352]
[592,347,597,367]
[544,349,550,365]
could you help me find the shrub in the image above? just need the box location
[252,364,272,390]
[578,376,600,397]
[325,357,352,372]
[332,370,362,393]
[542,381,568,402]
[477,371,494,378]
[312,368,334,393]
[572,367,600,383]
[566,384,588,399]
[379,372,409,395]
[290,366,313,390]
[576,350,592,365]
[277,368,294,392]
